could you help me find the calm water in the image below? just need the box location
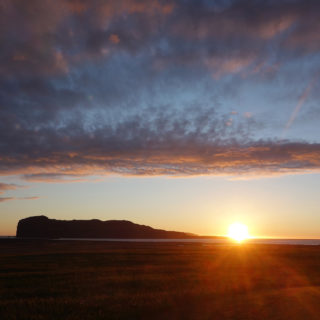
[1,237,320,245]
[57,238,320,245]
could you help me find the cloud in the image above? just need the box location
[2,0,320,79]
[0,196,39,203]
[0,182,38,201]
[0,183,22,194]
[0,197,15,202]
[1,117,320,178]
[205,55,256,78]
[149,0,320,77]
[1,0,320,182]
[23,173,89,183]
[284,75,319,131]
[19,196,40,200]
[0,0,174,76]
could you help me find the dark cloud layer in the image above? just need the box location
[1,0,320,180]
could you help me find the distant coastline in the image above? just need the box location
[3,235,320,246]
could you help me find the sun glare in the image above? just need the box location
[227,223,250,242]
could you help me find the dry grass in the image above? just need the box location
[1,240,320,319]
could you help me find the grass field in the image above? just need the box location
[1,240,320,319]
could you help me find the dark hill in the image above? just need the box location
[16,216,208,239]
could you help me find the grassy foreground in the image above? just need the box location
[1,240,320,319]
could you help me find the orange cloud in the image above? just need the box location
[0,141,319,181]
[109,34,120,44]
[205,56,255,78]
[66,0,88,15]
[0,183,21,194]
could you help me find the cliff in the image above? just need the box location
[16,216,199,239]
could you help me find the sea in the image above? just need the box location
[1,236,320,246]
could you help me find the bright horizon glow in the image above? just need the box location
[227,223,250,242]
[1,174,320,238]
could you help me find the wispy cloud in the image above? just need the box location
[0,197,15,203]
[0,196,40,203]
[19,196,40,200]
[0,183,22,194]
[23,173,90,183]
[284,74,319,132]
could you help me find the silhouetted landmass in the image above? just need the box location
[16,216,221,239]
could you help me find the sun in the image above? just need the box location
[227,222,250,242]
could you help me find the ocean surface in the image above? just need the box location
[1,236,320,245]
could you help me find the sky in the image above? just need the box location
[1,0,320,238]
